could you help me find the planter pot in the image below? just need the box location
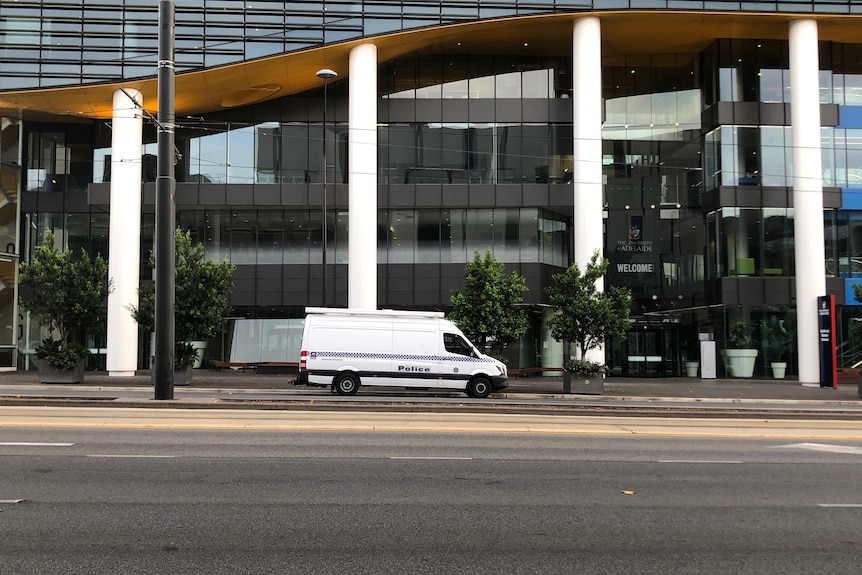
[190,341,206,368]
[38,359,85,384]
[770,361,787,379]
[724,349,758,378]
[174,366,193,386]
[684,361,700,377]
[563,371,604,395]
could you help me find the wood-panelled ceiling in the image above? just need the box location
[0,11,859,120]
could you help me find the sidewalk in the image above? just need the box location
[0,368,859,405]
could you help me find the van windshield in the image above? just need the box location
[443,333,475,357]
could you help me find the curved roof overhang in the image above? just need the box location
[1,11,860,121]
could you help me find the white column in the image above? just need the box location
[106,89,143,376]
[789,19,825,385]
[348,43,378,310]
[573,17,604,363]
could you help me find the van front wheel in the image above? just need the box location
[334,373,360,396]
[466,376,492,399]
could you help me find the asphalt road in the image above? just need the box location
[2,428,861,574]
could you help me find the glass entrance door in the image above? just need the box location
[623,329,679,377]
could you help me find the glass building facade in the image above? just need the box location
[3,2,862,379]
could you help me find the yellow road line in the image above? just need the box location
[3,406,862,439]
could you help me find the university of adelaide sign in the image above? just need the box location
[609,213,659,287]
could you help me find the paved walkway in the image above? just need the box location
[0,369,859,405]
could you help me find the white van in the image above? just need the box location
[295,307,508,398]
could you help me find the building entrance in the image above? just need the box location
[616,326,680,377]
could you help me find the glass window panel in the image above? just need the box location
[285,210,311,265]
[195,131,227,183]
[230,210,257,264]
[496,124,521,182]
[245,41,283,59]
[522,69,552,98]
[227,125,254,184]
[255,123,280,183]
[822,127,836,188]
[0,120,20,257]
[843,129,862,189]
[762,208,790,276]
[440,124,466,177]
[442,78,468,99]
[833,130,847,189]
[257,209,284,265]
[468,75,494,99]
[759,69,787,103]
[416,209,441,263]
[442,208,467,263]
[282,123,310,183]
[496,71,521,98]
[493,208,521,262]
[470,124,494,184]
[388,58,417,98]
[377,210,389,265]
[539,216,567,267]
[843,74,862,105]
[333,123,348,185]
[386,124,416,184]
[417,56,442,98]
[820,69,833,104]
[520,208,539,263]
[389,209,416,264]
[719,67,741,101]
[333,210,348,264]
[418,123,443,174]
[205,211,230,263]
[466,209,493,256]
[521,124,548,183]
[760,126,788,187]
[721,207,761,276]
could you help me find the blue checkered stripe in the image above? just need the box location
[310,351,494,363]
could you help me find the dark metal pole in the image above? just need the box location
[322,81,328,308]
[316,69,336,308]
[154,0,176,400]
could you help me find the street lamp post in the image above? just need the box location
[316,68,337,307]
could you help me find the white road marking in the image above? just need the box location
[657,460,743,464]
[0,499,26,503]
[817,504,862,508]
[0,442,74,446]
[775,443,862,455]
[389,456,472,460]
[85,455,176,458]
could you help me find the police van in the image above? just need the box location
[295,307,508,398]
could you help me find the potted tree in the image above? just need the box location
[724,320,758,378]
[130,229,234,385]
[683,336,700,377]
[761,317,793,379]
[18,230,112,383]
[545,251,632,394]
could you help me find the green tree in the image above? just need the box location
[18,230,112,367]
[130,229,235,368]
[449,250,528,358]
[545,251,632,368]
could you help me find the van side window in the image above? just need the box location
[444,333,474,357]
